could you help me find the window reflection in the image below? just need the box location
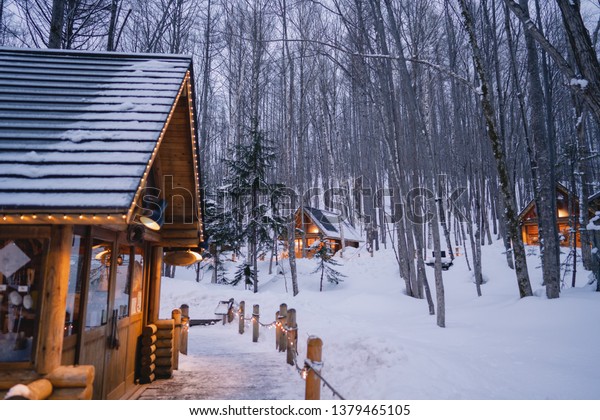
[131,248,144,315]
[85,240,111,329]
[114,246,131,319]
[65,235,86,336]
[0,238,46,363]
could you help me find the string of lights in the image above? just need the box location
[229,300,345,400]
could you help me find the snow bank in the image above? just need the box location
[160,242,600,399]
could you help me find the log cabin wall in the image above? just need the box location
[519,184,592,248]
[291,208,363,258]
[0,48,204,399]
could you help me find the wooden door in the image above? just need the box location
[103,246,145,399]
[78,234,147,399]
[79,235,115,399]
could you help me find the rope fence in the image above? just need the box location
[223,299,345,400]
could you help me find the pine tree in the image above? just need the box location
[231,262,255,290]
[312,235,345,292]
[223,126,278,293]
[204,198,238,284]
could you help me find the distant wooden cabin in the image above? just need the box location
[292,207,363,258]
[0,48,203,399]
[518,184,595,247]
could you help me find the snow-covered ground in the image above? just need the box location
[159,242,600,400]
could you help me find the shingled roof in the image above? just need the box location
[304,207,363,242]
[0,47,194,214]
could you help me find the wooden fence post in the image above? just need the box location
[227,299,235,324]
[180,304,189,319]
[180,304,189,355]
[275,311,280,350]
[239,301,245,334]
[171,309,181,370]
[286,309,297,366]
[252,304,259,343]
[305,336,323,400]
[278,303,288,352]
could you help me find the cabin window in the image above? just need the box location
[85,239,112,329]
[113,246,132,319]
[130,248,144,315]
[0,238,47,363]
[64,235,86,336]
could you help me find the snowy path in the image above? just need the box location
[135,322,303,400]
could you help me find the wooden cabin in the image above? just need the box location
[292,207,362,258]
[0,48,203,399]
[518,184,593,247]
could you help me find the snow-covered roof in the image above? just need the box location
[304,207,363,242]
[0,48,192,213]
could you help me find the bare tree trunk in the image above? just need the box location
[107,0,119,51]
[519,0,561,299]
[281,0,299,296]
[505,0,600,124]
[459,0,533,298]
[48,0,65,48]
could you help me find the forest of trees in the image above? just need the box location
[1,0,599,325]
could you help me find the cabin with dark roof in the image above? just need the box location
[0,48,203,399]
[518,183,595,248]
[291,207,362,258]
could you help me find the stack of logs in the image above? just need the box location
[139,313,180,384]
[154,319,175,379]
[140,324,158,384]
[2,365,95,400]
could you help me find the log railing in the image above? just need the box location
[227,300,345,400]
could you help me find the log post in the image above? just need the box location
[305,336,323,400]
[275,310,280,350]
[286,309,297,366]
[278,303,288,352]
[227,299,235,323]
[147,246,163,324]
[252,304,259,343]
[171,308,181,370]
[37,225,73,374]
[180,304,189,355]
[238,301,245,334]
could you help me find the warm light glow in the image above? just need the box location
[558,208,569,218]
[95,249,110,261]
[140,215,161,231]
[188,250,203,262]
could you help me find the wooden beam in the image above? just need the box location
[160,229,200,239]
[156,239,200,248]
[147,246,163,324]
[0,216,128,226]
[0,226,51,238]
[36,225,73,375]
